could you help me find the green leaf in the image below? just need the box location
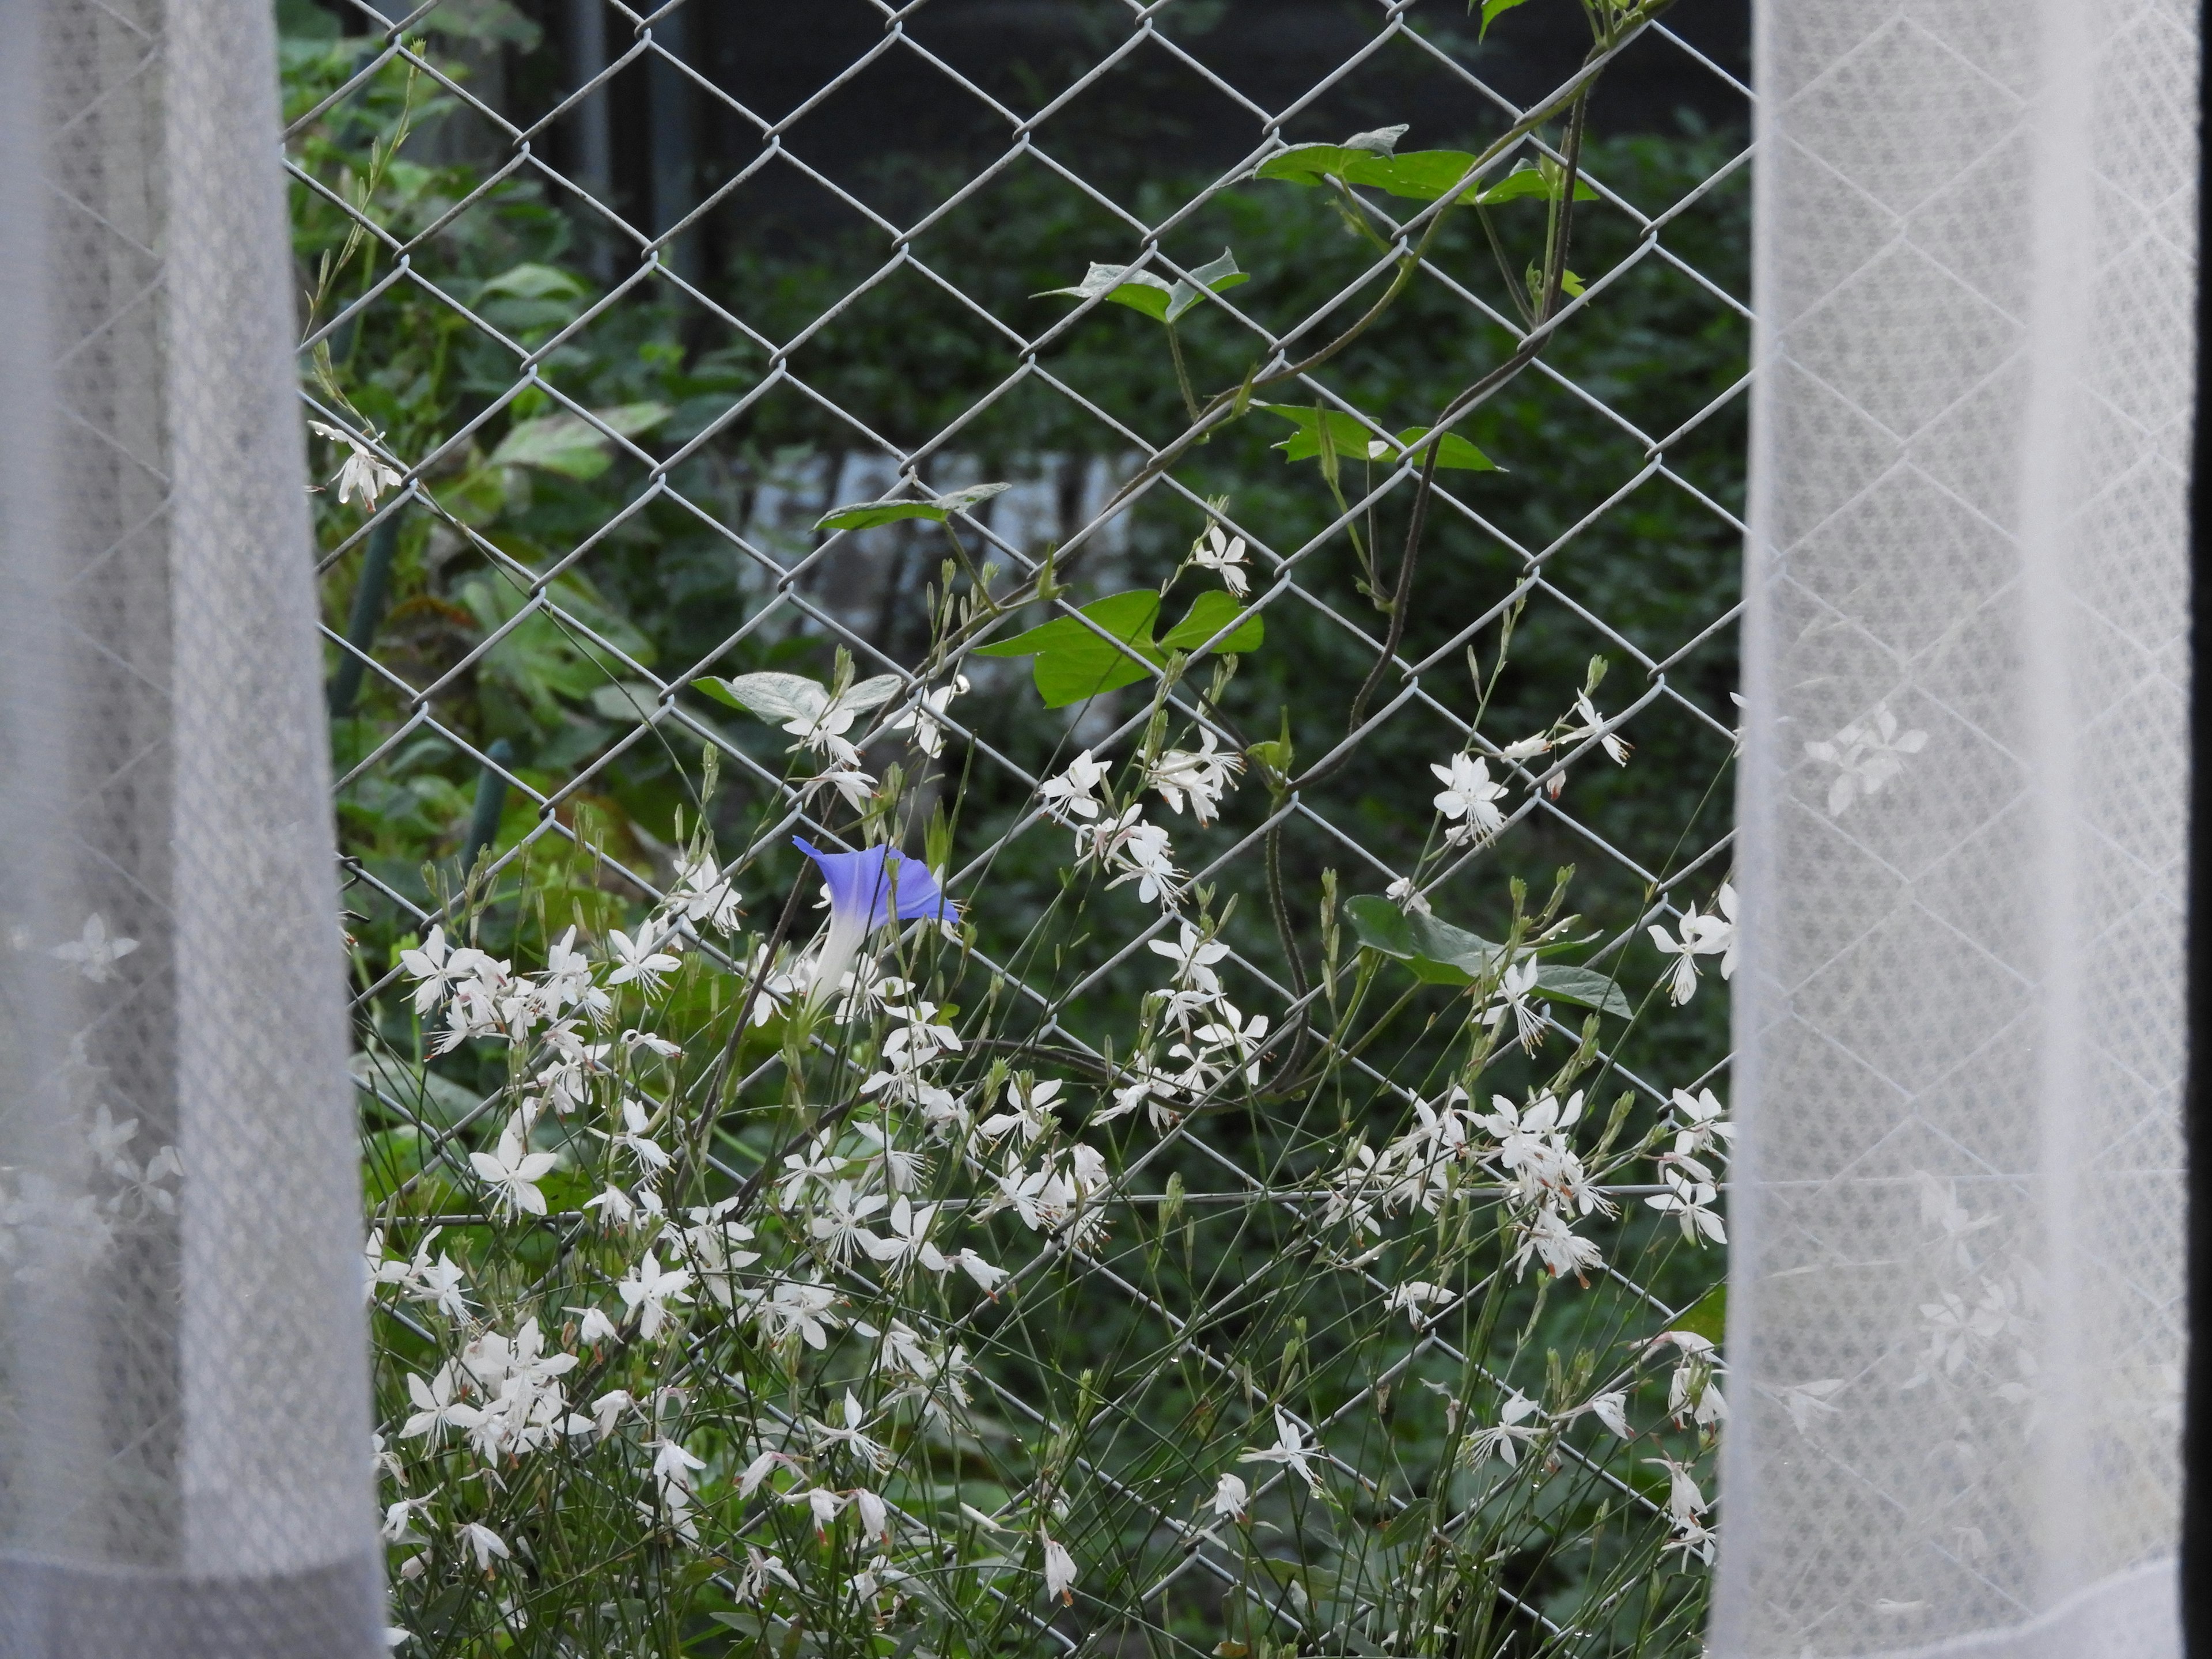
[814,480,1011,532]
[1040,252,1248,325]
[1479,0,1533,39]
[1343,149,1483,201]
[1160,589,1264,654]
[1260,404,1393,463]
[973,592,1162,708]
[476,262,587,302]
[1253,127,1407,186]
[1471,158,1601,206]
[1264,139,1598,206]
[972,588,1263,709]
[1393,426,1501,472]
[350,1050,483,1129]
[692,671,826,724]
[1346,896,1627,1015]
[1038,261,1175,320]
[1671,1283,1727,1346]
[1343,895,1502,986]
[488,400,670,480]
[588,681,664,724]
[1253,144,1369,186]
[1164,249,1251,323]
[1533,964,1633,1019]
[1259,406,1498,472]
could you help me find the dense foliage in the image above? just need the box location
[289,3,1747,1652]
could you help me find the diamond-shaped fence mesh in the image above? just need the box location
[286,2,1750,1652]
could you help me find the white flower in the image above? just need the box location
[1188,524,1251,596]
[381,1498,427,1544]
[1211,1471,1249,1522]
[1385,1281,1453,1327]
[1430,753,1506,845]
[1644,1454,1708,1528]
[51,914,138,983]
[455,1520,510,1574]
[1510,1205,1604,1282]
[651,1436,707,1491]
[311,420,405,508]
[606,928,680,991]
[583,1183,645,1231]
[1147,921,1229,995]
[853,1487,891,1545]
[1705,882,1738,979]
[400,1363,479,1442]
[890,673,969,758]
[787,1485,847,1539]
[737,1545,801,1601]
[1647,906,1722,1006]
[1567,690,1632,765]
[1646,1167,1726,1244]
[1666,1086,1735,1161]
[1039,749,1113,823]
[1041,1531,1079,1606]
[977,1076,1063,1146]
[573,1305,619,1348]
[1664,1518,1717,1567]
[468,1115,558,1218]
[1804,703,1927,816]
[617,1249,694,1339]
[1584,1391,1631,1438]
[1478,958,1547,1052]
[666,857,743,934]
[1149,730,1243,825]
[405,1248,471,1320]
[1083,804,1184,908]
[953,1249,1007,1292]
[805,759,878,811]
[752,1277,839,1349]
[811,1389,886,1470]
[1469,1391,1544,1465]
[596,1097,671,1177]
[1668,1350,1728,1428]
[779,676,896,767]
[737,1448,802,1498]
[808,1180,887,1264]
[1385,875,1432,915]
[1238,1408,1322,1491]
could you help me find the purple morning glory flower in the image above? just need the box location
[792,837,958,1005]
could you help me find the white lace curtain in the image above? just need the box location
[1717,2,2194,1656]
[0,1,380,1653]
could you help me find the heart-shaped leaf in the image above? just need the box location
[1346,895,1629,1015]
[1344,895,1502,986]
[815,480,1012,533]
[1257,141,1594,207]
[1040,250,1249,325]
[1259,406,1499,472]
[975,589,1264,709]
[692,671,827,724]
[1160,589,1264,653]
[490,400,670,480]
[1533,964,1633,1019]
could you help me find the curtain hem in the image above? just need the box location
[0,1547,384,1656]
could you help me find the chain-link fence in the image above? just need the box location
[288,2,1751,1651]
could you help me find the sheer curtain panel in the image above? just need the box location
[0,1,381,1653]
[1717,2,2194,1656]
